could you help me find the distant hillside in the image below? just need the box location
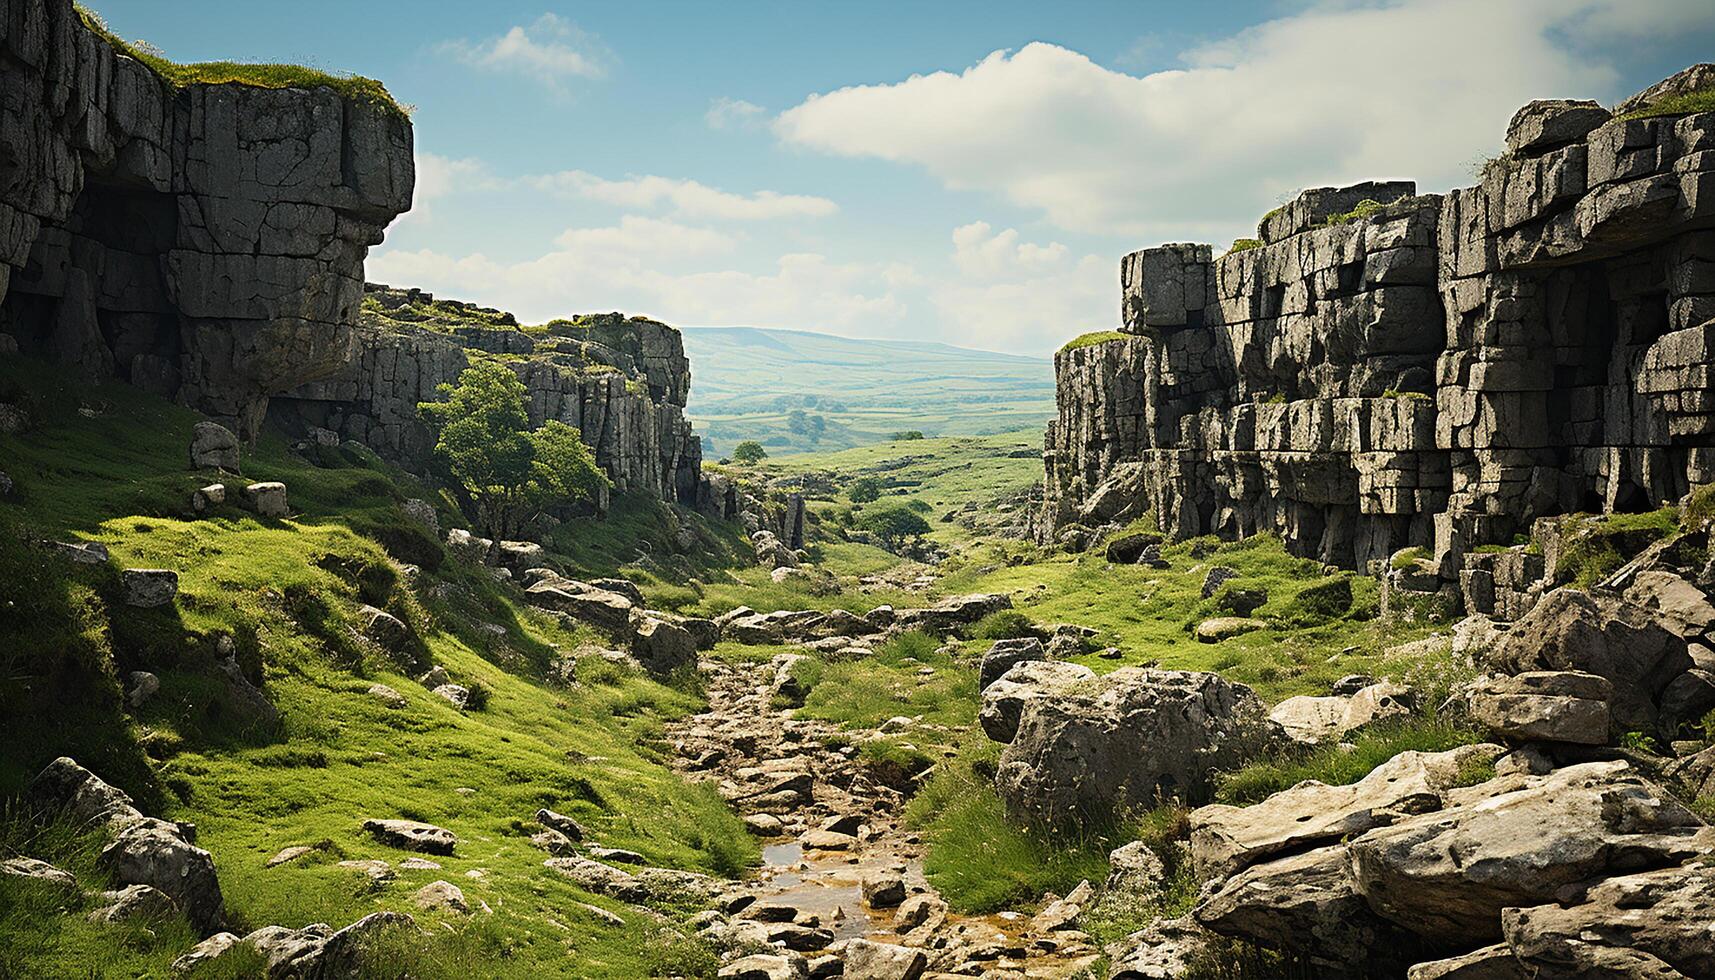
[681,326,1056,456]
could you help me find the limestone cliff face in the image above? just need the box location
[0,0,414,434]
[271,286,705,506]
[1045,66,1715,603]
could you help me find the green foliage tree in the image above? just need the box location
[891,430,926,441]
[732,440,768,465]
[856,505,931,548]
[848,477,883,503]
[421,362,608,542]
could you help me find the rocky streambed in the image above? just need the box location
[667,653,1105,979]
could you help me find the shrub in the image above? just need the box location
[968,610,1041,642]
[847,477,882,504]
[854,505,931,547]
[464,680,492,711]
[1280,576,1353,625]
[891,430,926,441]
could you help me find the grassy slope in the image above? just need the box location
[0,359,751,978]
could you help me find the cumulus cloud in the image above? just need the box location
[441,14,610,87]
[772,0,1697,238]
[369,217,905,333]
[529,171,838,220]
[706,97,767,130]
[934,224,1111,352]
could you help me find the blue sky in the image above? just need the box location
[106,0,1715,354]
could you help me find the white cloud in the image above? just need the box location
[772,0,1694,239]
[441,14,609,87]
[934,224,1111,352]
[385,152,495,234]
[369,217,904,333]
[706,97,766,130]
[528,171,838,220]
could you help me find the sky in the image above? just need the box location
[106,0,1715,355]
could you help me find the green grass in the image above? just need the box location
[1323,196,1407,226]
[796,632,976,732]
[1618,88,1715,120]
[77,5,407,116]
[1058,330,1130,354]
[1227,238,1262,253]
[1546,506,1680,587]
[0,357,754,977]
[1214,715,1486,805]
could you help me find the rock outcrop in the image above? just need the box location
[1042,65,1715,612]
[270,286,706,505]
[0,0,414,436]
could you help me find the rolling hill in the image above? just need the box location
[680,326,1056,456]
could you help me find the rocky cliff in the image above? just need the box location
[1044,65,1715,613]
[0,0,414,435]
[271,284,705,505]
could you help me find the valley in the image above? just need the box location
[5,3,1715,979]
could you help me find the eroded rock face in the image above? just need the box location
[1040,65,1715,599]
[0,0,414,434]
[995,668,1275,827]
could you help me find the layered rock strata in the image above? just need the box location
[270,285,705,504]
[0,0,414,435]
[1044,66,1715,604]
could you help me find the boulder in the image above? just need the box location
[1201,565,1239,598]
[432,684,470,709]
[537,808,586,841]
[402,498,439,535]
[1195,617,1265,643]
[191,483,226,512]
[977,636,1049,692]
[861,868,907,909]
[189,421,240,470]
[978,659,1095,743]
[996,668,1275,826]
[631,617,696,675]
[1106,532,1162,564]
[496,540,545,571]
[51,539,110,564]
[100,819,225,934]
[1347,761,1708,946]
[445,528,494,564]
[87,883,178,924]
[127,671,160,709]
[718,954,808,980]
[363,684,404,709]
[525,576,636,635]
[1405,945,1524,980]
[1500,861,1715,978]
[241,482,289,518]
[0,856,78,899]
[840,938,927,980]
[169,911,415,977]
[1480,589,1690,736]
[1189,743,1503,878]
[1504,99,1610,155]
[1196,843,1416,971]
[362,819,456,856]
[1465,670,1612,745]
[1104,915,1211,980]
[1104,841,1166,903]
[893,593,1011,635]
[29,757,143,828]
[121,569,178,608]
[357,604,413,654]
[413,880,468,914]
[1268,680,1414,744]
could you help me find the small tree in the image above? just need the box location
[421,362,608,542]
[856,505,931,548]
[891,430,925,441]
[732,440,768,465]
[848,477,882,503]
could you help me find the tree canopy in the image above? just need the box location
[847,477,883,503]
[855,505,931,547]
[421,361,608,542]
[732,440,768,465]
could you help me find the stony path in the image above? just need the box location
[668,653,1102,978]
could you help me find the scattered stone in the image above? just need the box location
[399,857,441,870]
[338,859,397,886]
[121,568,178,607]
[432,684,470,710]
[100,819,225,934]
[587,846,645,865]
[189,421,240,471]
[862,869,908,909]
[87,884,177,924]
[191,483,226,512]
[362,819,457,856]
[0,856,78,899]
[1201,565,1238,598]
[240,482,289,518]
[366,683,407,708]
[536,808,586,841]
[266,845,318,868]
[51,539,109,564]
[127,671,160,709]
[169,911,415,977]
[744,813,784,836]
[1103,915,1210,979]
[413,880,468,914]
[719,953,808,980]
[1194,617,1265,643]
[1106,532,1162,564]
